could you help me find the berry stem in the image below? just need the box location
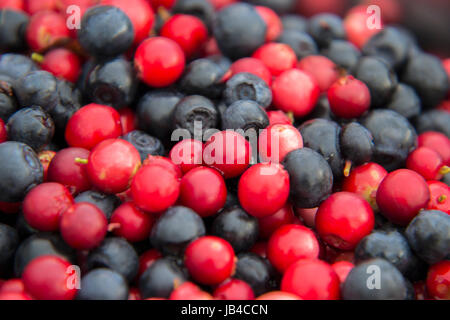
[31,53,44,64]
[439,166,450,176]
[74,158,88,165]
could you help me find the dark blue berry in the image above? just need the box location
[245,0,296,14]
[173,0,215,30]
[307,13,346,48]
[339,122,374,166]
[50,80,82,135]
[276,30,318,60]
[0,80,18,121]
[322,40,361,70]
[221,100,269,134]
[77,268,129,300]
[224,72,272,108]
[234,253,272,296]
[0,54,38,81]
[281,14,308,32]
[414,109,450,137]
[0,9,29,52]
[0,223,19,277]
[122,130,165,161]
[74,190,121,220]
[386,83,421,119]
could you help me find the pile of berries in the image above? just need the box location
[0,0,449,301]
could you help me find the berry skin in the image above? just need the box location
[427,181,450,214]
[144,155,182,180]
[308,13,346,48]
[258,203,296,239]
[323,40,361,71]
[258,124,303,163]
[122,130,164,162]
[65,104,122,150]
[169,282,213,300]
[272,69,320,117]
[331,261,354,283]
[137,249,162,280]
[74,191,120,220]
[267,110,292,126]
[221,100,269,133]
[60,202,108,250]
[131,164,180,213]
[255,6,282,42]
[40,49,81,83]
[407,147,449,181]
[281,259,340,300]
[224,73,272,108]
[134,37,185,88]
[316,192,375,251]
[253,43,297,77]
[22,255,76,300]
[297,55,340,93]
[238,163,290,218]
[14,70,58,112]
[169,139,204,174]
[256,291,301,300]
[26,10,69,51]
[0,9,29,52]
[179,166,227,217]
[276,29,318,60]
[417,131,450,166]
[77,268,129,300]
[267,224,320,273]
[376,169,430,226]
[23,182,74,232]
[427,261,450,300]
[229,57,272,86]
[328,75,371,119]
[344,6,382,49]
[119,108,136,135]
[110,202,155,242]
[185,236,235,285]
[213,279,255,300]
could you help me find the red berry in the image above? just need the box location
[118,107,137,135]
[137,249,162,279]
[144,155,182,179]
[148,0,175,10]
[295,0,346,17]
[128,287,141,300]
[47,147,92,195]
[0,118,7,143]
[344,5,383,49]
[134,37,185,88]
[131,164,180,213]
[169,139,203,174]
[407,147,449,181]
[26,10,69,51]
[417,131,450,166]
[179,166,227,217]
[23,182,73,231]
[376,169,431,226]
[250,241,267,258]
[87,139,141,194]
[426,260,450,300]
[272,69,320,117]
[258,203,296,239]
[267,224,320,273]
[255,6,282,42]
[213,279,254,300]
[22,256,76,300]
[60,202,108,250]
[0,201,21,215]
[0,0,25,11]
[331,261,354,283]
[40,48,81,83]
[297,55,340,93]
[25,0,56,14]
[256,291,301,300]
[238,163,290,218]
[203,131,252,179]
[38,150,56,182]
[437,100,450,113]
[295,207,318,228]
[281,259,340,300]
[0,279,26,294]
[258,124,303,163]
[0,292,32,300]
[185,236,235,285]
[110,202,155,242]
[316,192,375,250]
[65,104,122,150]
[169,282,213,300]
[209,0,236,10]
[228,57,272,86]
[267,110,292,126]
[427,181,450,214]
[253,43,297,76]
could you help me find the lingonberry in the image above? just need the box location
[131,164,180,213]
[118,107,137,135]
[228,57,272,86]
[297,55,340,93]
[250,241,267,258]
[0,279,26,294]
[407,147,450,181]
[0,292,32,300]
[256,291,301,300]
[327,75,371,119]
[272,69,320,117]
[0,0,25,11]
[255,6,282,42]
[0,118,7,143]
[60,202,108,250]
[38,150,56,182]
[427,181,450,214]
[258,124,303,163]
[179,166,227,217]
[258,203,296,239]
[316,192,375,251]
[148,0,175,10]
[169,139,203,174]
[26,10,69,51]
[23,182,74,232]
[252,43,297,76]
[331,261,354,283]
[47,147,92,195]
[169,282,213,300]
[22,255,76,300]
[25,0,57,14]
[267,224,320,273]
[137,249,162,279]
[134,37,185,88]
[110,202,155,242]
[281,259,340,300]
[144,155,183,180]
[417,131,450,166]
[185,236,235,285]
[344,5,383,49]
[295,207,318,228]
[267,110,292,126]
[238,163,290,218]
[203,131,252,179]
[213,279,255,300]
[65,104,122,150]
[426,260,450,300]
[87,138,141,194]
[38,48,81,83]
[376,169,431,226]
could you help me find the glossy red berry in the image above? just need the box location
[427,181,450,214]
[25,0,56,14]
[331,261,354,283]
[297,55,340,93]
[281,259,340,300]
[60,202,108,250]
[258,203,296,239]
[169,139,203,174]
[110,202,155,242]
[316,192,375,250]
[238,163,290,218]
[131,164,180,213]
[0,118,8,143]
[144,155,182,180]
[39,48,81,83]
[213,279,254,300]
[256,291,301,300]
[65,104,122,150]
[253,43,297,76]
[185,236,235,285]
[376,169,431,226]
[23,182,73,232]
[26,10,70,51]
[169,282,213,300]
[267,110,292,126]
[258,124,303,163]
[22,256,76,300]
[148,0,175,10]
[0,279,26,294]
[255,6,282,42]
[0,0,25,11]
[118,107,137,135]
[228,57,272,86]
[0,292,32,300]
[417,131,450,166]
[407,147,449,181]
[134,37,185,88]
[344,5,383,49]
[267,224,320,273]
[426,260,450,300]
[137,249,162,279]
[272,69,320,117]
[38,150,56,182]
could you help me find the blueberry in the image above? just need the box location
[150,206,206,257]
[402,52,449,109]
[13,232,76,277]
[322,40,361,70]
[74,191,121,220]
[0,81,18,121]
[206,55,232,74]
[307,13,346,48]
[15,212,38,239]
[281,14,308,32]
[282,148,333,208]
[234,253,272,296]
[0,141,43,202]
[0,9,29,51]
[361,110,417,171]
[50,80,82,135]
[179,59,225,99]
[221,100,269,134]
[301,95,335,122]
[86,57,137,109]
[122,130,165,161]
[353,57,398,108]
[137,90,184,141]
[405,210,450,265]
[0,54,38,81]
[0,223,19,277]
[414,109,450,138]
[86,237,139,282]
[342,258,408,300]
[386,83,421,119]
[7,106,55,152]
[224,72,272,108]
[276,30,318,60]
[339,122,374,166]
[78,6,134,58]
[214,3,266,60]
[244,0,296,14]
[172,0,215,30]
[77,268,129,300]
[211,207,259,253]
[139,257,188,299]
